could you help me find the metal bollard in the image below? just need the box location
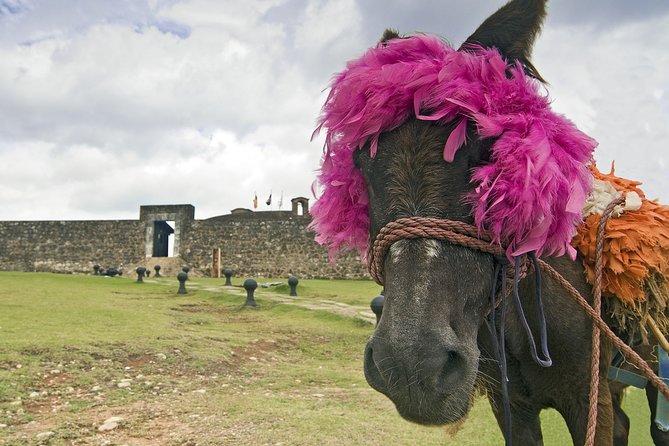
[223,268,234,286]
[177,271,188,294]
[243,278,258,307]
[136,266,146,283]
[288,276,299,297]
[370,293,385,326]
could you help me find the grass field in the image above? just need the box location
[0,272,656,445]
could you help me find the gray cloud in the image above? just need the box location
[0,0,667,221]
[546,0,669,27]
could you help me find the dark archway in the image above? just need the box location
[152,221,174,257]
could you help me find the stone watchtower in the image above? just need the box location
[291,197,309,216]
[139,205,195,258]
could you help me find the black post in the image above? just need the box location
[370,293,385,327]
[182,265,190,274]
[288,276,299,297]
[243,278,258,307]
[154,264,161,277]
[93,264,100,275]
[177,271,188,294]
[136,266,146,283]
[223,268,234,286]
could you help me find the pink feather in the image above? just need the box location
[443,117,468,162]
[309,34,596,261]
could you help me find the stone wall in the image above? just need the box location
[0,220,144,273]
[0,200,369,279]
[181,212,367,279]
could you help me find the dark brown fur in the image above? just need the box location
[360,117,616,444]
[356,1,654,444]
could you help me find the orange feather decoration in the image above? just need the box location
[572,164,669,338]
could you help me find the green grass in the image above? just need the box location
[1,272,173,347]
[0,272,657,445]
[186,275,383,307]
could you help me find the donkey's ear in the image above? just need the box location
[459,0,547,82]
[380,28,401,43]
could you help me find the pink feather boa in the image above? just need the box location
[310,34,596,260]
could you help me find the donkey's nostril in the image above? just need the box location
[365,339,469,399]
[364,344,389,393]
[431,349,465,394]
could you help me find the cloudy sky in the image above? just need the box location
[1,0,668,221]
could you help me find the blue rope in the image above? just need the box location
[511,254,552,367]
[486,253,553,446]
[486,258,512,445]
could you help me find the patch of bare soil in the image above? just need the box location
[1,335,295,445]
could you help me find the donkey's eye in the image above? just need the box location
[353,148,364,169]
[353,146,375,172]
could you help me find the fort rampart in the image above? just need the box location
[0,198,368,279]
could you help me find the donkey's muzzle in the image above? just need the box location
[364,335,474,425]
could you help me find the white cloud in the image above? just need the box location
[535,13,669,201]
[0,0,330,220]
[0,0,667,222]
[294,0,359,52]
[291,0,365,80]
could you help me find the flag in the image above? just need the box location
[266,193,272,206]
[278,191,283,210]
[253,193,258,209]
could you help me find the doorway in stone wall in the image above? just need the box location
[291,197,309,216]
[153,220,175,257]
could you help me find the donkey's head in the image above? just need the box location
[358,118,495,424]
[310,0,595,425]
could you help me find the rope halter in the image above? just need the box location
[368,216,504,286]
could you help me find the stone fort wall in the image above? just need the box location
[0,220,144,273]
[0,198,369,279]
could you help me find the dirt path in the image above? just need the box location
[149,279,378,325]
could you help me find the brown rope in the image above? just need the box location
[538,258,669,403]
[368,217,501,285]
[585,195,625,446]
[368,213,669,438]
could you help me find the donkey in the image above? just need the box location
[310,0,668,444]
